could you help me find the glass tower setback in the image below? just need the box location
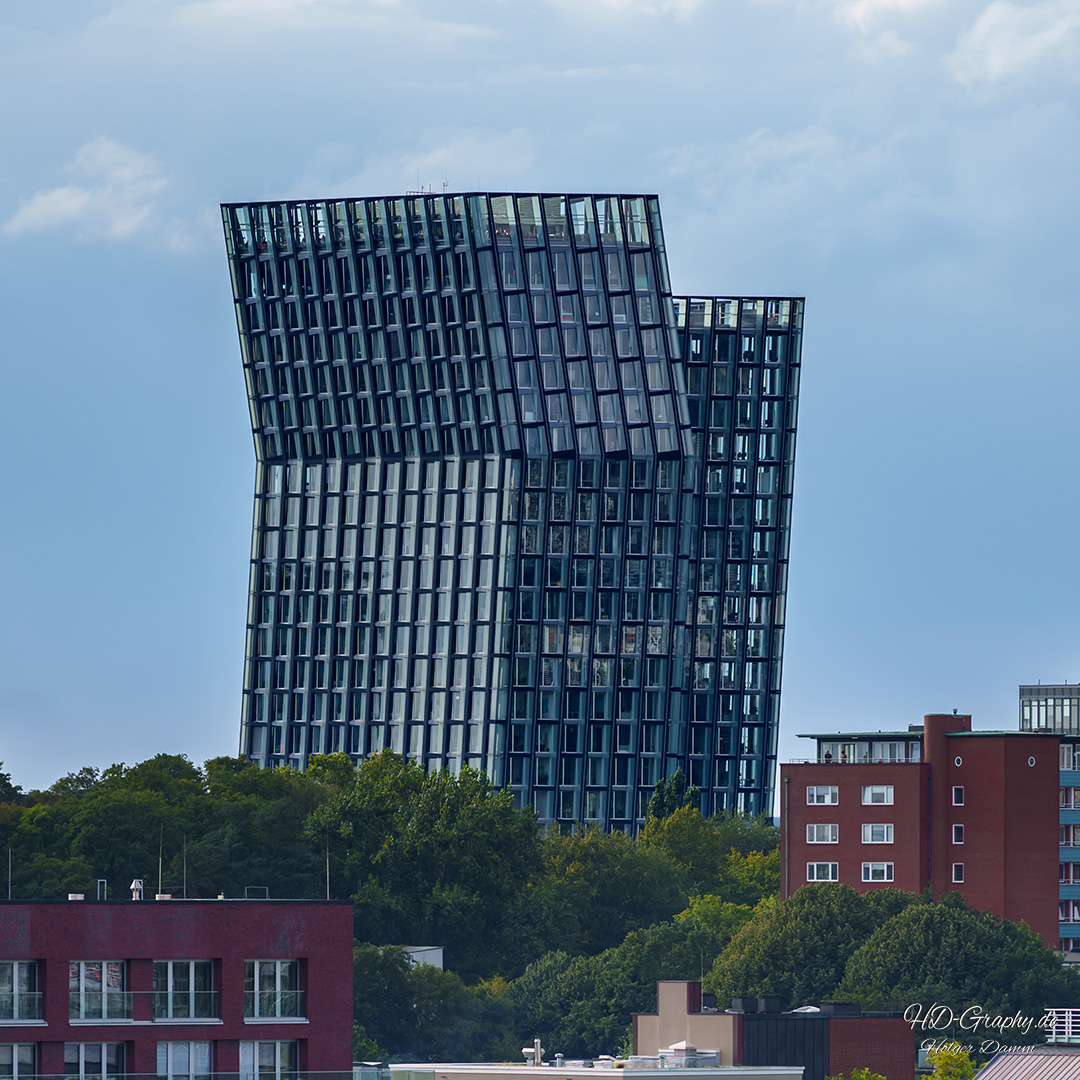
[222,193,803,825]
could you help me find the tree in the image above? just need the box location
[310,752,540,978]
[826,1070,886,1080]
[926,1047,979,1079]
[0,763,23,805]
[705,885,918,1010]
[528,826,686,959]
[647,769,699,819]
[839,895,1080,1021]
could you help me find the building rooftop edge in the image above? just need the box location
[0,898,352,905]
[221,192,663,207]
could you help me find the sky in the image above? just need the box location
[1,0,1079,795]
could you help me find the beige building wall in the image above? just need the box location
[633,982,737,1064]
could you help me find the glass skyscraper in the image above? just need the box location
[222,193,803,825]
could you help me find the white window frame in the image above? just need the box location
[0,962,40,1021]
[157,1042,212,1080]
[152,961,215,1020]
[861,823,893,844]
[0,1044,36,1080]
[69,962,129,1020]
[806,862,838,882]
[861,862,894,882]
[806,824,838,844]
[63,1043,125,1080]
[243,961,303,1020]
[953,824,964,845]
[952,863,964,883]
[239,1041,298,1080]
[806,785,838,806]
[861,785,893,805]
[952,785,964,806]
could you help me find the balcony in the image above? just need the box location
[1047,1009,1080,1043]
[0,992,43,1021]
[243,990,305,1020]
[153,991,219,1021]
[69,990,132,1020]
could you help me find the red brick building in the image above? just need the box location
[0,899,353,1079]
[780,714,1059,945]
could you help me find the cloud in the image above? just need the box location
[851,26,916,59]
[296,129,539,199]
[947,0,1080,85]
[540,0,706,18]
[172,0,496,39]
[4,138,167,241]
[839,0,937,31]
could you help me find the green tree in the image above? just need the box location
[647,769,699,819]
[710,811,780,856]
[825,1070,886,1080]
[839,895,1080,1021]
[926,1047,979,1079]
[528,827,686,959]
[311,752,539,978]
[640,805,728,895]
[0,763,23,805]
[705,885,917,1010]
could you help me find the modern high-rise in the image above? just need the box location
[222,193,804,826]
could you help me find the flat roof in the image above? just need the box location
[797,731,922,740]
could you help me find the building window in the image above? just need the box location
[806,862,838,882]
[156,1043,211,1080]
[806,824,838,844]
[153,962,215,1019]
[953,824,964,844]
[64,1044,125,1079]
[952,786,964,806]
[244,961,303,1019]
[952,863,964,883]
[861,862,894,882]
[239,1042,298,1080]
[0,1045,36,1080]
[69,963,129,1020]
[0,963,40,1020]
[806,785,838,805]
[861,785,893,805]
[861,824,893,844]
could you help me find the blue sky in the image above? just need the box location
[1,0,1078,793]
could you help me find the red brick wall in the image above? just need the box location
[0,900,354,1074]
[829,1016,916,1080]
[780,763,928,898]
[933,732,1058,945]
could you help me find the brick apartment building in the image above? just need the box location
[779,713,1059,945]
[0,899,353,1079]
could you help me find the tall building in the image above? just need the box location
[780,714,1059,946]
[1019,682,1080,956]
[222,193,804,826]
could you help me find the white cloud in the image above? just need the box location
[852,26,916,59]
[947,0,1080,85]
[540,0,705,19]
[172,0,496,40]
[297,129,539,199]
[4,137,167,240]
[839,0,938,31]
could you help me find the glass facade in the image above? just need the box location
[222,192,803,825]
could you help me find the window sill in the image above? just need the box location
[0,1020,46,1026]
[243,1017,309,1025]
[153,1018,224,1025]
[68,1018,136,1026]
